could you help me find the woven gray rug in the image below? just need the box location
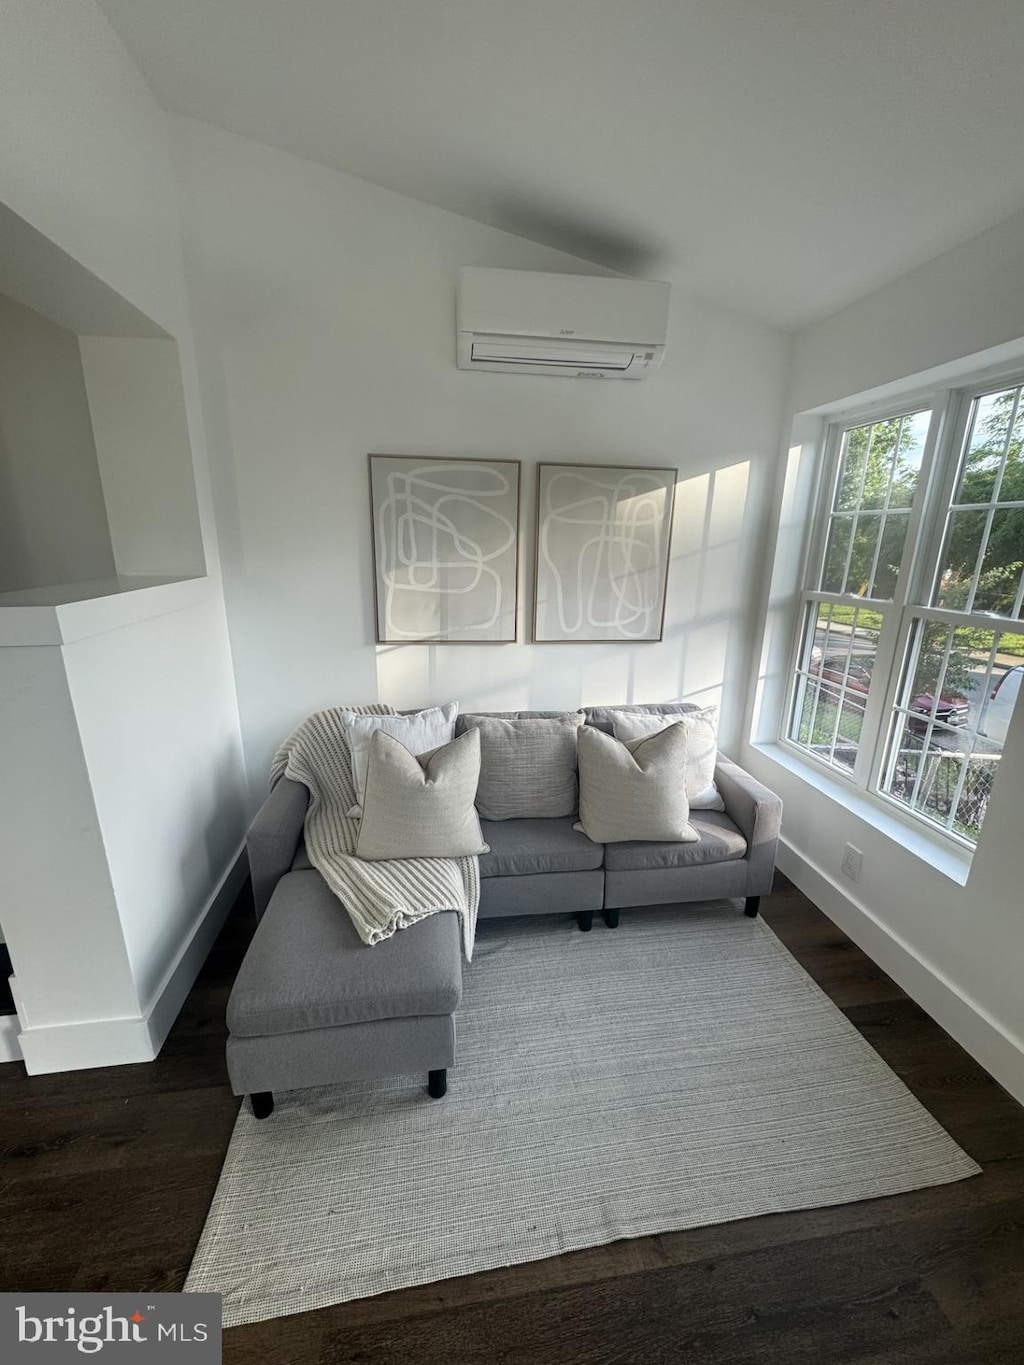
[186,905,979,1327]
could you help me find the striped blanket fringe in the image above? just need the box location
[271,705,478,959]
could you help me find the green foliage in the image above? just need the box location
[826,604,884,633]
[823,415,922,599]
[939,561,1024,616]
[913,623,974,697]
[941,388,1024,607]
[825,391,1024,615]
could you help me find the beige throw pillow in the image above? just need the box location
[576,724,698,843]
[609,705,725,810]
[355,728,489,861]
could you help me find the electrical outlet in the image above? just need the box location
[841,843,863,882]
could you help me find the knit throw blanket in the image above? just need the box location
[271,705,478,959]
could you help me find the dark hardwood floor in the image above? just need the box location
[3,878,1023,1364]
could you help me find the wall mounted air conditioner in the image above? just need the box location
[457,267,670,379]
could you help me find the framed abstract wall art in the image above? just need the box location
[533,462,677,642]
[369,454,521,643]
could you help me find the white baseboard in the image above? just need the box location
[17,1012,156,1073]
[14,844,248,1076]
[778,838,1024,1107]
[144,840,248,1054]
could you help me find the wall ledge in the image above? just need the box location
[0,574,213,646]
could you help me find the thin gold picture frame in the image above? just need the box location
[368,453,522,645]
[532,461,677,644]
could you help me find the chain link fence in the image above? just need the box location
[885,745,1000,840]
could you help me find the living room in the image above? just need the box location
[2,3,1023,1361]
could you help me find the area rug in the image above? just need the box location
[186,906,979,1327]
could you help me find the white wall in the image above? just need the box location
[172,118,791,790]
[79,337,206,578]
[744,207,1024,1104]
[0,1,187,339]
[0,2,248,1071]
[789,210,1024,414]
[0,646,139,1030]
[0,294,115,592]
[63,594,249,1009]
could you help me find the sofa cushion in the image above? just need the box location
[227,871,462,1037]
[576,724,698,844]
[454,709,571,734]
[478,817,604,878]
[461,711,584,820]
[355,729,488,860]
[610,706,725,811]
[341,702,458,812]
[601,810,748,872]
[583,701,701,734]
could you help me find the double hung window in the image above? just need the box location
[787,377,1024,847]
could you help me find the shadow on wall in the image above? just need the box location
[749,433,822,745]
[0,429,31,589]
[373,459,753,729]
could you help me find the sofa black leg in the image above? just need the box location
[603,908,620,929]
[576,911,594,932]
[250,1092,274,1120]
[427,1069,447,1099]
[744,896,760,918]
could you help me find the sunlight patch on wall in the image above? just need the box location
[751,426,824,744]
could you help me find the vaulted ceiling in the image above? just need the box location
[98,0,1024,329]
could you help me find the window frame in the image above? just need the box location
[780,368,1024,852]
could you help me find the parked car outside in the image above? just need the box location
[981,664,1023,746]
[907,689,971,732]
[810,656,970,731]
[812,659,872,695]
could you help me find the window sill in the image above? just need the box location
[751,741,973,888]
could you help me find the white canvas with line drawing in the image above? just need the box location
[533,463,676,642]
[369,455,520,643]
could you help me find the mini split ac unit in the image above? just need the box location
[457,267,670,379]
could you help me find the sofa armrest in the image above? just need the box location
[714,755,783,897]
[248,777,310,920]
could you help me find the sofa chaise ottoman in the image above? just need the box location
[225,869,461,1118]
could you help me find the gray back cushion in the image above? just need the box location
[583,700,700,735]
[355,729,488,861]
[460,712,585,820]
[454,709,569,735]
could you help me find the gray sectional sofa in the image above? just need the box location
[227,702,782,1117]
[464,706,780,929]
